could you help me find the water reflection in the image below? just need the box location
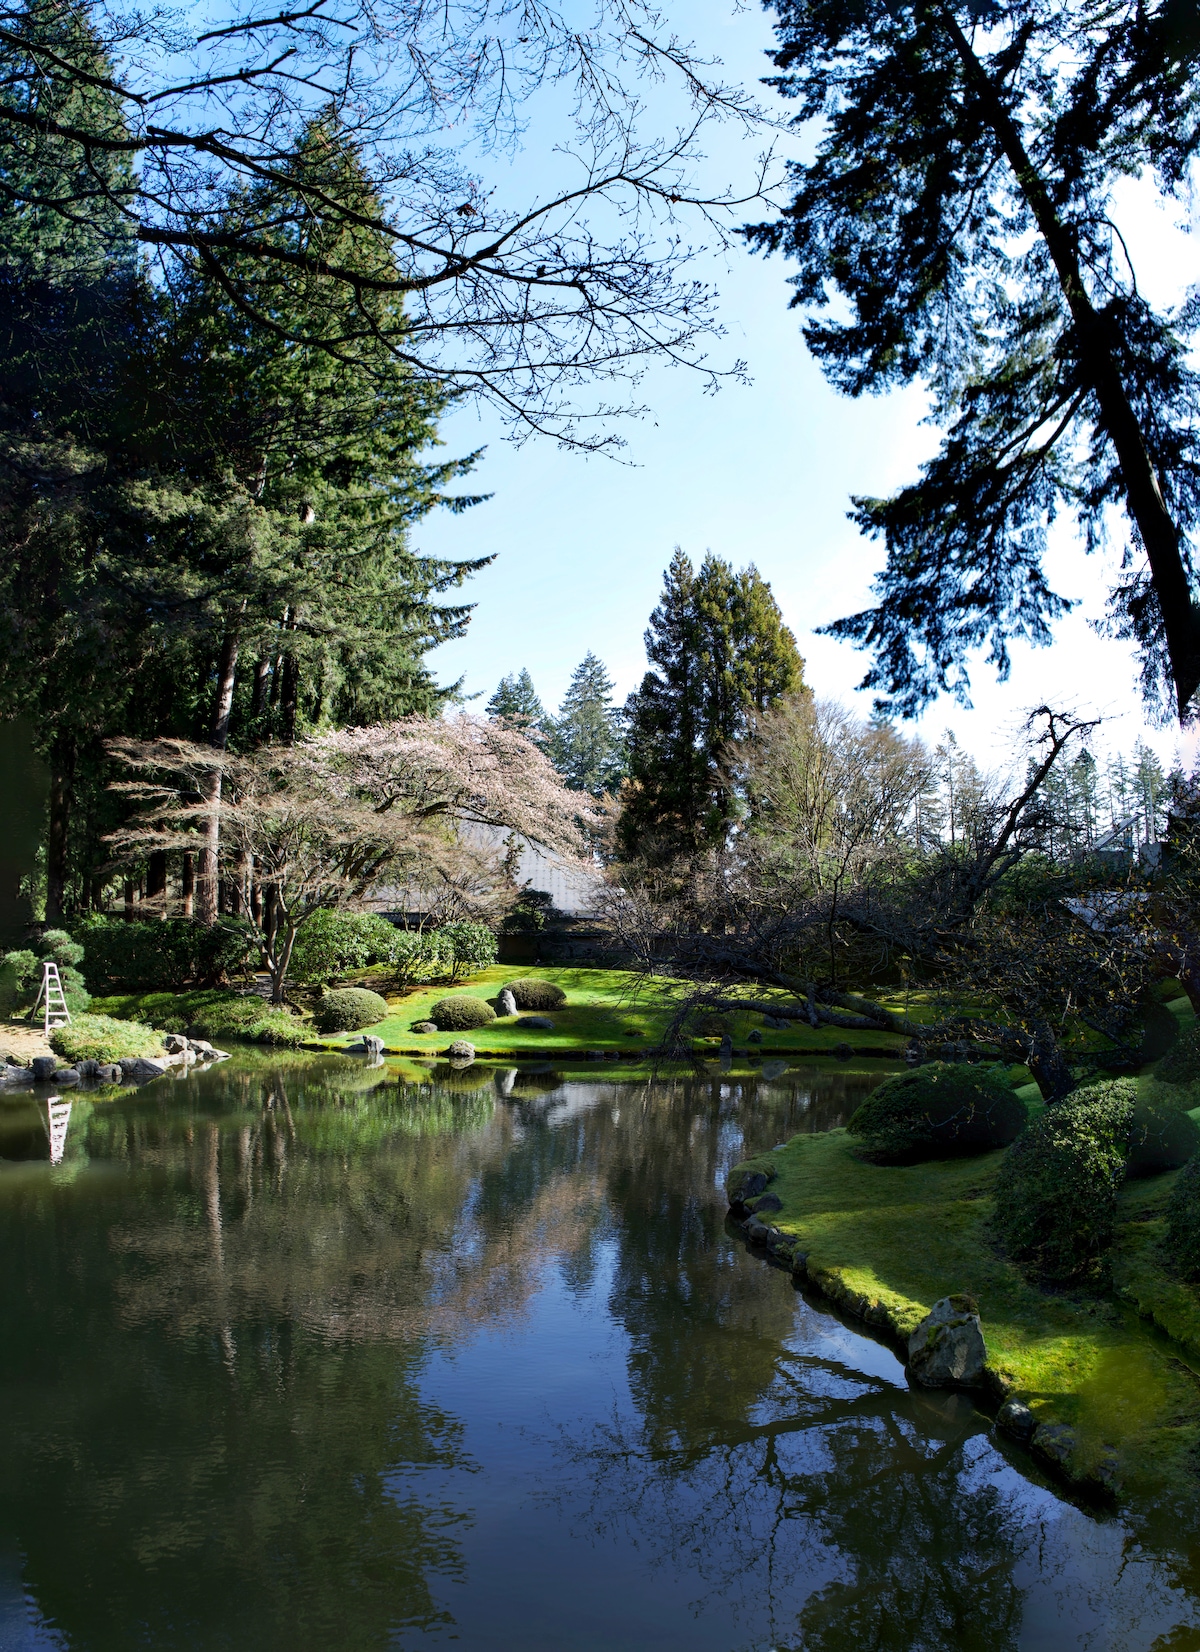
[0,1054,1195,1650]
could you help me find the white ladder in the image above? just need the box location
[31,961,72,1038]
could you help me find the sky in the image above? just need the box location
[417,0,1196,782]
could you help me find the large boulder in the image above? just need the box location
[907,1295,987,1388]
[120,1056,168,1083]
[517,1015,555,1031]
[496,988,518,1018]
[31,1056,56,1082]
[446,1039,475,1063]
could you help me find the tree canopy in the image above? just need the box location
[749,0,1200,721]
[618,550,805,859]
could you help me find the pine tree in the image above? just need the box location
[1133,741,1167,845]
[618,549,804,859]
[550,653,626,795]
[487,669,550,746]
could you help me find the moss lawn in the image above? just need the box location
[732,1091,1200,1500]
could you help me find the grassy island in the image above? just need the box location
[727,1081,1200,1504]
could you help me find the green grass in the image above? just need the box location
[733,1120,1200,1498]
[305,965,908,1056]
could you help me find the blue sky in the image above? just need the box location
[418,0,1193,778]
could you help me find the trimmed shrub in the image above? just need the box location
[506,978,566,1011]
[429,995,497,1031]
[49,1014,163,1064]
[1127,1093,1200,1176]
[313,988,389,1034]
[993,1082,1134,1283]
[2,933,90,1015]
[77,915,257,991]
[289,910,401,985]
[846,1063,1027,1162]
[1155,1023,1200,1087]
[1162,1157,1200,1281]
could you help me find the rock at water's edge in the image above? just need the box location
[907,1294,987,1388]
[996,1399,1037,1442]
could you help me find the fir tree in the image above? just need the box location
[618,549,804,859]
[487,669,550,746]
[550,653,626,795]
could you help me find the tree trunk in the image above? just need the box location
[250,656,271,719]
[280,651,298,745]
[181,852,195,917]
[197,627,240,925]
[123,879,136,921]
[937,5,1200,718]
[1026,1020,1076,1103]
[45,732,76,924]
[146,850,168,917]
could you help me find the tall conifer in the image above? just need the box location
[618,550,804,859]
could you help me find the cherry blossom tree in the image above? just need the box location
[108,716,598,1001]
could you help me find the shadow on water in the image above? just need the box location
[0,1053,1197,1650]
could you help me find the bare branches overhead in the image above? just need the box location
[1,0,770,444]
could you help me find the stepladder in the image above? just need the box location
[31,961,72,1039]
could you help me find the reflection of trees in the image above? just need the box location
[0,1060,606,1649]
[558,1350,1027,1651]
[0,1052,958,1649]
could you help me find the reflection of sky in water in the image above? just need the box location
[0,1056,1196,1651]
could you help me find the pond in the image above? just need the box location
[0,1051,1197,1651]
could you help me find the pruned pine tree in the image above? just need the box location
[618,550,805,860]
[749,0,1200,721]
[550,653,626,796]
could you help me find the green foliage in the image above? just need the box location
[76,916,258,991]
[1162,1158,1200,1282]
[847,1063,1027,1162]
[436,922,498,980]
[2,934,89,1015]
[487,669,550,746]
[549,652,626,794]
[499,891,559,934]
[1126,1094,1200,1178]
[428,996,497,1032]
[505,978,567,1011]
[750,0,1200,716]
[49,1013,162,1064]
[619,549,804,859]
[1155,1024,1200,1087]
[92,989,309,1047]
[993,1082,1135,1283]
[289,910,402,985]
[313,988,389,1034]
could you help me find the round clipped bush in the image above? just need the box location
[313,987,389,1034]
[1155,1023,1200,1087]
[1127,1092,1200,1177]
[846,1063,1027,1163]
[49,1014,163,1064]
[429,996,497,1031]
[1162,1157,1200,1280]
[993,1081,1134,1283]
[506,978,566,1011]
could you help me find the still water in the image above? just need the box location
[1,1051,1198,1651]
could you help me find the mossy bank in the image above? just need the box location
[727,1105,1200,1506]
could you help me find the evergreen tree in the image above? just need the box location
[751,0,1200,721]
[1133,741,1167,844]
[618,549,804,859]
[487,670,550,746]
[550,653,626,795]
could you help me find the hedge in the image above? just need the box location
[847,1063,1027,1162]
[428,996,497,1032]
[313,988,390,1034]
[49,1014,163,1064]
[993,1081,1134,1283]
